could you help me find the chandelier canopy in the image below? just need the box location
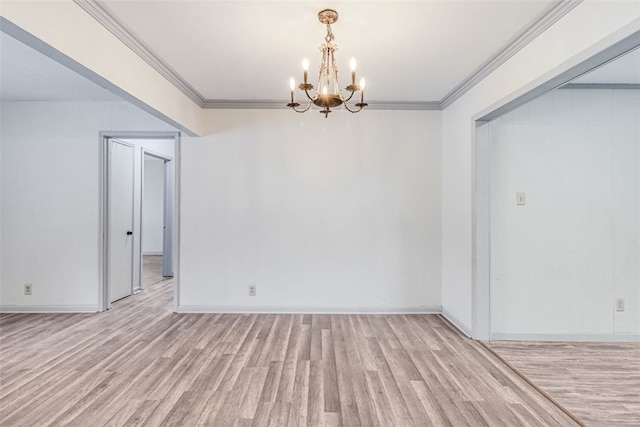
[287,9,367,118]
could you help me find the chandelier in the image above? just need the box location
[287,9,367,118]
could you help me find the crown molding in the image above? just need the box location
[366,101,441,111]
[201,99,441,111]
[561,83,640,89]
[202,100,286,109]
[475,23,640,123]
[75,0,581,112]
[440,0,583,109]
[74,0,206,107]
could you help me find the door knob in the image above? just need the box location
[126,231,133,235]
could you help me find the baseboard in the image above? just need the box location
[0,304,100,313]
[142,252,163,256]
[176,305,442,314]
[491,332,640,343]
[440,307,472,338]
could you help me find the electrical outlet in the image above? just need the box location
[24,284,32,295]
[615,298,625,312]
[249,285,256,296]
[516,192,526,206]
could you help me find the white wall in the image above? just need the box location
[180,109,442,312]
[0,104,2,292]
[0,101,175,311]
[441,1,640,334]
[490,89,639,338]
[142,155,165,255]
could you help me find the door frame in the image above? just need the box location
[470,24,640,341]
[140,148,174,288]
[99,131,181,312]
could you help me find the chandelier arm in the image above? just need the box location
[341,90,356,103]
[342,101,367,114]
[290,102,312,113]
[342,103,362,114]
[303,88,315,102]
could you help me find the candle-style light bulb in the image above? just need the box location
[359,77,365,103]
[302,58,309,84]
[350,58,356,85]
[322,86,328,95]
[290,78,295,103]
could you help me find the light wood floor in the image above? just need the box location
[489,340,640,427]
[1,262,577,426]
[143,255,172,288]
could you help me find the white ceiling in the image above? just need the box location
[0,1,638,105]
[97,0,556,103]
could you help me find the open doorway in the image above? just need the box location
[468,30,640,424]
[141,150,174,294]
[471,27,640,341]
[100,131,180,312]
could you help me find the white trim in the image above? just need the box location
[0,305,100,313]
[440,0,582,108]
[176,305,442,314]
[73,0,205,107]
[99,131,180,313]
[365,101,441,111]
[441,307,472,338]
[202,100,442,111]
[99,133,107,312]
[561,83,640,90]
[142,252,163,256]
[491,333,640,343]
[472,121,491,341]
[173,136,181,313]
[476,20,640,122]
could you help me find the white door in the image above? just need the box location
[109,140,135,303]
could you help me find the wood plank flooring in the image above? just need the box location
[142,255,172,288]
[489,340,640,427]
[1,261,577,426]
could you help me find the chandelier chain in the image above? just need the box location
[325,24,335,43]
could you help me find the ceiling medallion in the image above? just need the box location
[287,9,367,118]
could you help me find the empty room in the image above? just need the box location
[1,1,638,426]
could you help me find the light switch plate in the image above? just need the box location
[516,192,526,206]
